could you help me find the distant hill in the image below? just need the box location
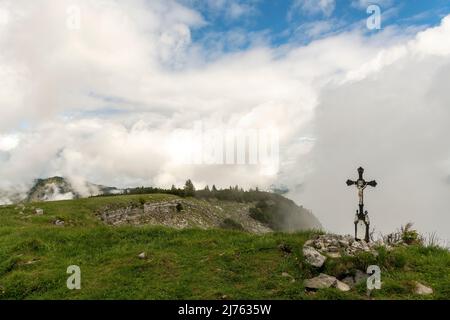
[19,177,322,232]
[25,177,121,202]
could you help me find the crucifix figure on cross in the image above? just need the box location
[346,167,377,242]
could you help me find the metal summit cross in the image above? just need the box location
[346,167,377,242]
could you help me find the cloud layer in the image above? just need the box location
[0,1,449,240]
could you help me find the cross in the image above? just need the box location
[346,167,377,242]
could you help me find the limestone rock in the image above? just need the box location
[327,252,342,259]
[303,234,392,258]
[342,276,355,287]
[35,208,44,215]
[303,246,327,268]
[138,252,147,259]
[54,219,65,226]
[414,282,433,295]
[304,274,337,289]
[335,280,351,292]
[304,274,351,292]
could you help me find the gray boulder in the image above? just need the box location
[414,282,433,295]
[303,246,327,268]
[304,273,351,292]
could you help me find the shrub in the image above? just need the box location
[401,223,423,245]
[220,218,244,231]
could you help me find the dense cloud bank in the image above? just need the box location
[0,1,449,240]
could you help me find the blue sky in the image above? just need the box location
[187,0,450,49]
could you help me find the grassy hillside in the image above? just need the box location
[0,194,448,300]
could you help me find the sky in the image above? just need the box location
[0,0,450,242]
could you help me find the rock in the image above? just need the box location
[24,259,39,265]
[304,274,350,291]
[282,272,296,283]
[138,252,147,259]
[313,240,324,250]
[342,276,355,287]
[35,208,44,215]
[54,219,65,226]
[354,270,368,285]
[414,282,433,295]
[327,246,339,253]
[351,241,362,249]
[304,274,337,290]
[335,280,351,292]
[327,252,341,259]
[338,240,349,247]
[303,246,327,268]
[304,240,314,247]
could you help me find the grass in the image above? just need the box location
[0,194,449,300]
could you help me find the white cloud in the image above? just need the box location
[184,0,258,20]
[0,134,20,152]
[351,0,394,9]
[290,0,336,18]
[0,0,449,240]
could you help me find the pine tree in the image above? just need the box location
[184,179,196,197]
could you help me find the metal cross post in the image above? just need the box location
[346,167,377,242]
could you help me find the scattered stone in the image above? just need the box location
[327,252,342,259]
[342,276,355,287]
[339,240,349,247]
[414,282,433,295]
[221,295,229,300]
[354,270,369,285]
[138,252,147,259]
[304,274,351,292]
[335,280,351,292]
[54,219,65,226]
[303,234,393,259]
[327,246,339,253]
[303,246,327,268]
[304,274,337,290]
[35,208,44,215]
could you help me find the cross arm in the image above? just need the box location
[366,180,377,187]
[346,180,356,186]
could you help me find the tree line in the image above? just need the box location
[123,179,278,203]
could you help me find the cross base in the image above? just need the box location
[354,207,370,242]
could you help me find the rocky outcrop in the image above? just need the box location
[304,234,390,259]
[98,199,272,234]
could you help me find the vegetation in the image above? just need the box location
[220,218,245,231]
[0,193,448,300]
